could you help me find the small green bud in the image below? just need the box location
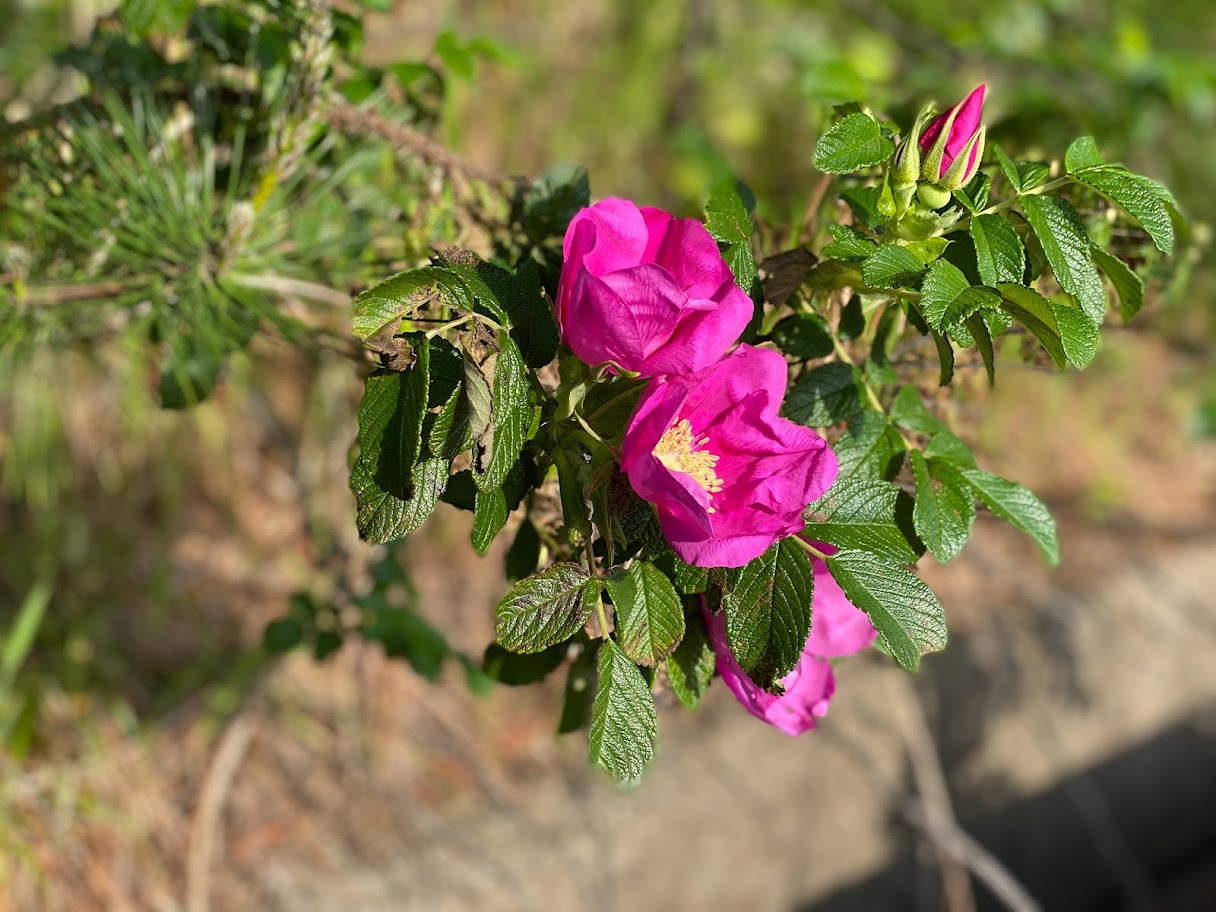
[916,182,953,210]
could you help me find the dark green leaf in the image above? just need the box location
[353,457,448,544]
[1020,195,1106,324]
[722,538,815,689]
[471,330,537,492]
[805,477,921,564]
[666,611,715,710]
[826,550,948,671]
[862,245,926,289]
[495,563,600,653]
[521,164,590,241]
[919,260,1002,331]
[655,552,710,595]
[993,144,1021,192]
[1089,244,1144,324]
[472,488,509,555]
[813,113,894,174]
[959,467,1059,564]
[505,519,542,582]
[931,330,955,385]
[891,385,946,436]
[923,430,976,467]
[262,618,303,653]
[770,312,834,359]
[589,640,657,783]
[1075,168,1174,255]
[353,266,450,340]
[1065,136,1104,173]
[605,561,685,667]
[970,215,1026,287]
[841,186,886,229]
[784,362,862,427]
[557,638,598,734]
[1016,161,1051,192]
[997,284,1098,369]
[965,312,995,385]
[839,293,866,339]
[705,178,758,296]
[483,641,567,686]
[953,172,991,213]
[362,606,451,680]
[910,451,976,563]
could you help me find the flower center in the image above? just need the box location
[653,418,724,509]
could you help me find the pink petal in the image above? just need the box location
[919,84,986,174]
[653,218,736,300]
[806,543,878,658]
[638,282,754,376]
[564,265,684,371]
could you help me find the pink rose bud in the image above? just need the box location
[556,198,754,377]
[620,345,837,569]
[702,551,876,735]
[918,83,986,192]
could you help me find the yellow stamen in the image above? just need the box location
[653,419,724,508]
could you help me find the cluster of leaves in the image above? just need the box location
[347,99,1182,783]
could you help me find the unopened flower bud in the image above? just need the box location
[919,84,986,187]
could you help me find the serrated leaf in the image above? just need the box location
[705,179,758,296]
[353,266,449,340]
[891,385,946,436]
[805,477,921,564]
[427,382,472,462]
[834,411,907,482]
[971,215,1026,287]
[953,172,991,213]
[471,330,536,492]
[826,550,947,671]
[722,538,815,689]
[770,312,834,359]
[471,488,509,555]
[1089,245,1144,324]
[521,164,590,241]
[495,564,600,653]
[960,467,1059,564]
[822,224,876,261]
[841,186,886,229]
[666,612,715,710]
[997,284,1098,369]
[479,259,560,367]
[1016,161,1051,192]
[923,430,976,467]
[919,259,1002,331]
[589,640,657,783]
[1020,194,1106,324]
[1074,168,1174,255]
[910,451,976,563]
[994,144,1021,192]
[906,237,950,265]
[783,362,862,427]
[839,293,866,339]
[1065,136,1104,173]
[353,457,448,544]
[862,245,926,289]
[655,552,710,595]
[814,113,894,175]
[605,561,685,667]
[931,330,955,385]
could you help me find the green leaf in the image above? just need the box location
[862,245,926,289]
[931,330,955,385]
[784,362,862,427]
[362,605,452,680]
[839,293,866,339]
[460,259,559,368]
[970,215,1026,286]
[495,563,600,653]
[1089,245,1144,324]
[906,237,950,265]
[605,561,685,667]
[965,312,995,385]
[994,144,1021,192]
[469,330,537,492]
[919,260,1002,331]
[826,550,947,671]
[959,467,1059,565]
[505,519,541,582]
[805,477,921,564]
[910,451,976,563]
[813,113,895,175]
[666,612,715,710]
[589,640,657,783]
[1020,194,1106,324]
[471,488,509,555]
[769,312,834,359]
[262,618,303,654]
[1065,136,1104,173]
[953,172,991,213]
[353,266,452,340]
[822,225,876,261]
[521,164,590,241]
[841,186,886,229]
[1074,167,1174,255]
[655,552,710,595]
[722,538,815,689]
[705,179,759,298]
[1016,161,1051,192]
[833,411,907,482]
[923,430,976,467]
[891,385,946,436]
[352,457,448,544]
[997,284,1098,370]
[482,641,567,686]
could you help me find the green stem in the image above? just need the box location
[831,330,917,450]
[424,314,473,338]
[585,540,611,639]
[792,536,832,562]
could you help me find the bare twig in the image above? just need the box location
[186,714,258,912]
[225,272,351,308]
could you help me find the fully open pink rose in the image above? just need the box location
[621,345,837,568]
[703,547,876,735]
[556,198,753,376]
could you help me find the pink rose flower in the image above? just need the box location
[703,545,876,735]
[918,83,986,190]
[620,344,837,568]
[556,198,753,377]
